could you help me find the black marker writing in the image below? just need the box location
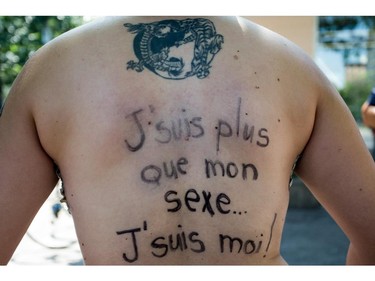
[257,128,269,147]
[190,117,205,138]
[154,116,204,143]
[154,121,172,144]
[216,119,232,153]
[151,225,205,258]
[124,107,205,153]
[265,213,277,253]
[236,97,242,137]
[116,221,148,263]
[164,188,231,217]
[124,97,271,156]
[205,158,258,181]
[215,97,270,153]
[140,157,189,186]
[124,109,145,152]
[219,234,262,255]
[141,164,162,185]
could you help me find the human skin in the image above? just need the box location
[1,16,375,265]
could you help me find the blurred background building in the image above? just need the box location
[248,16,375,121]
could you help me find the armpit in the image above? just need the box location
[54,162,70,213]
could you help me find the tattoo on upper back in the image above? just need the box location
[124,18,224,80]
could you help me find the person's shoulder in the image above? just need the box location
[26,17,116,62]
[240,17,328,91]
[230,18,308,70]
[21,17,117,80]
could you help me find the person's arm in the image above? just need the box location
[361,101,375,129]
[295,75,375,265]
[0,58,58,265]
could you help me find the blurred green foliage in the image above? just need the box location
[339,77,373,121]
[0,16,83,107]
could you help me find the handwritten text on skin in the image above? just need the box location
[117,97,276,263]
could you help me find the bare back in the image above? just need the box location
[2,16,375,265]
